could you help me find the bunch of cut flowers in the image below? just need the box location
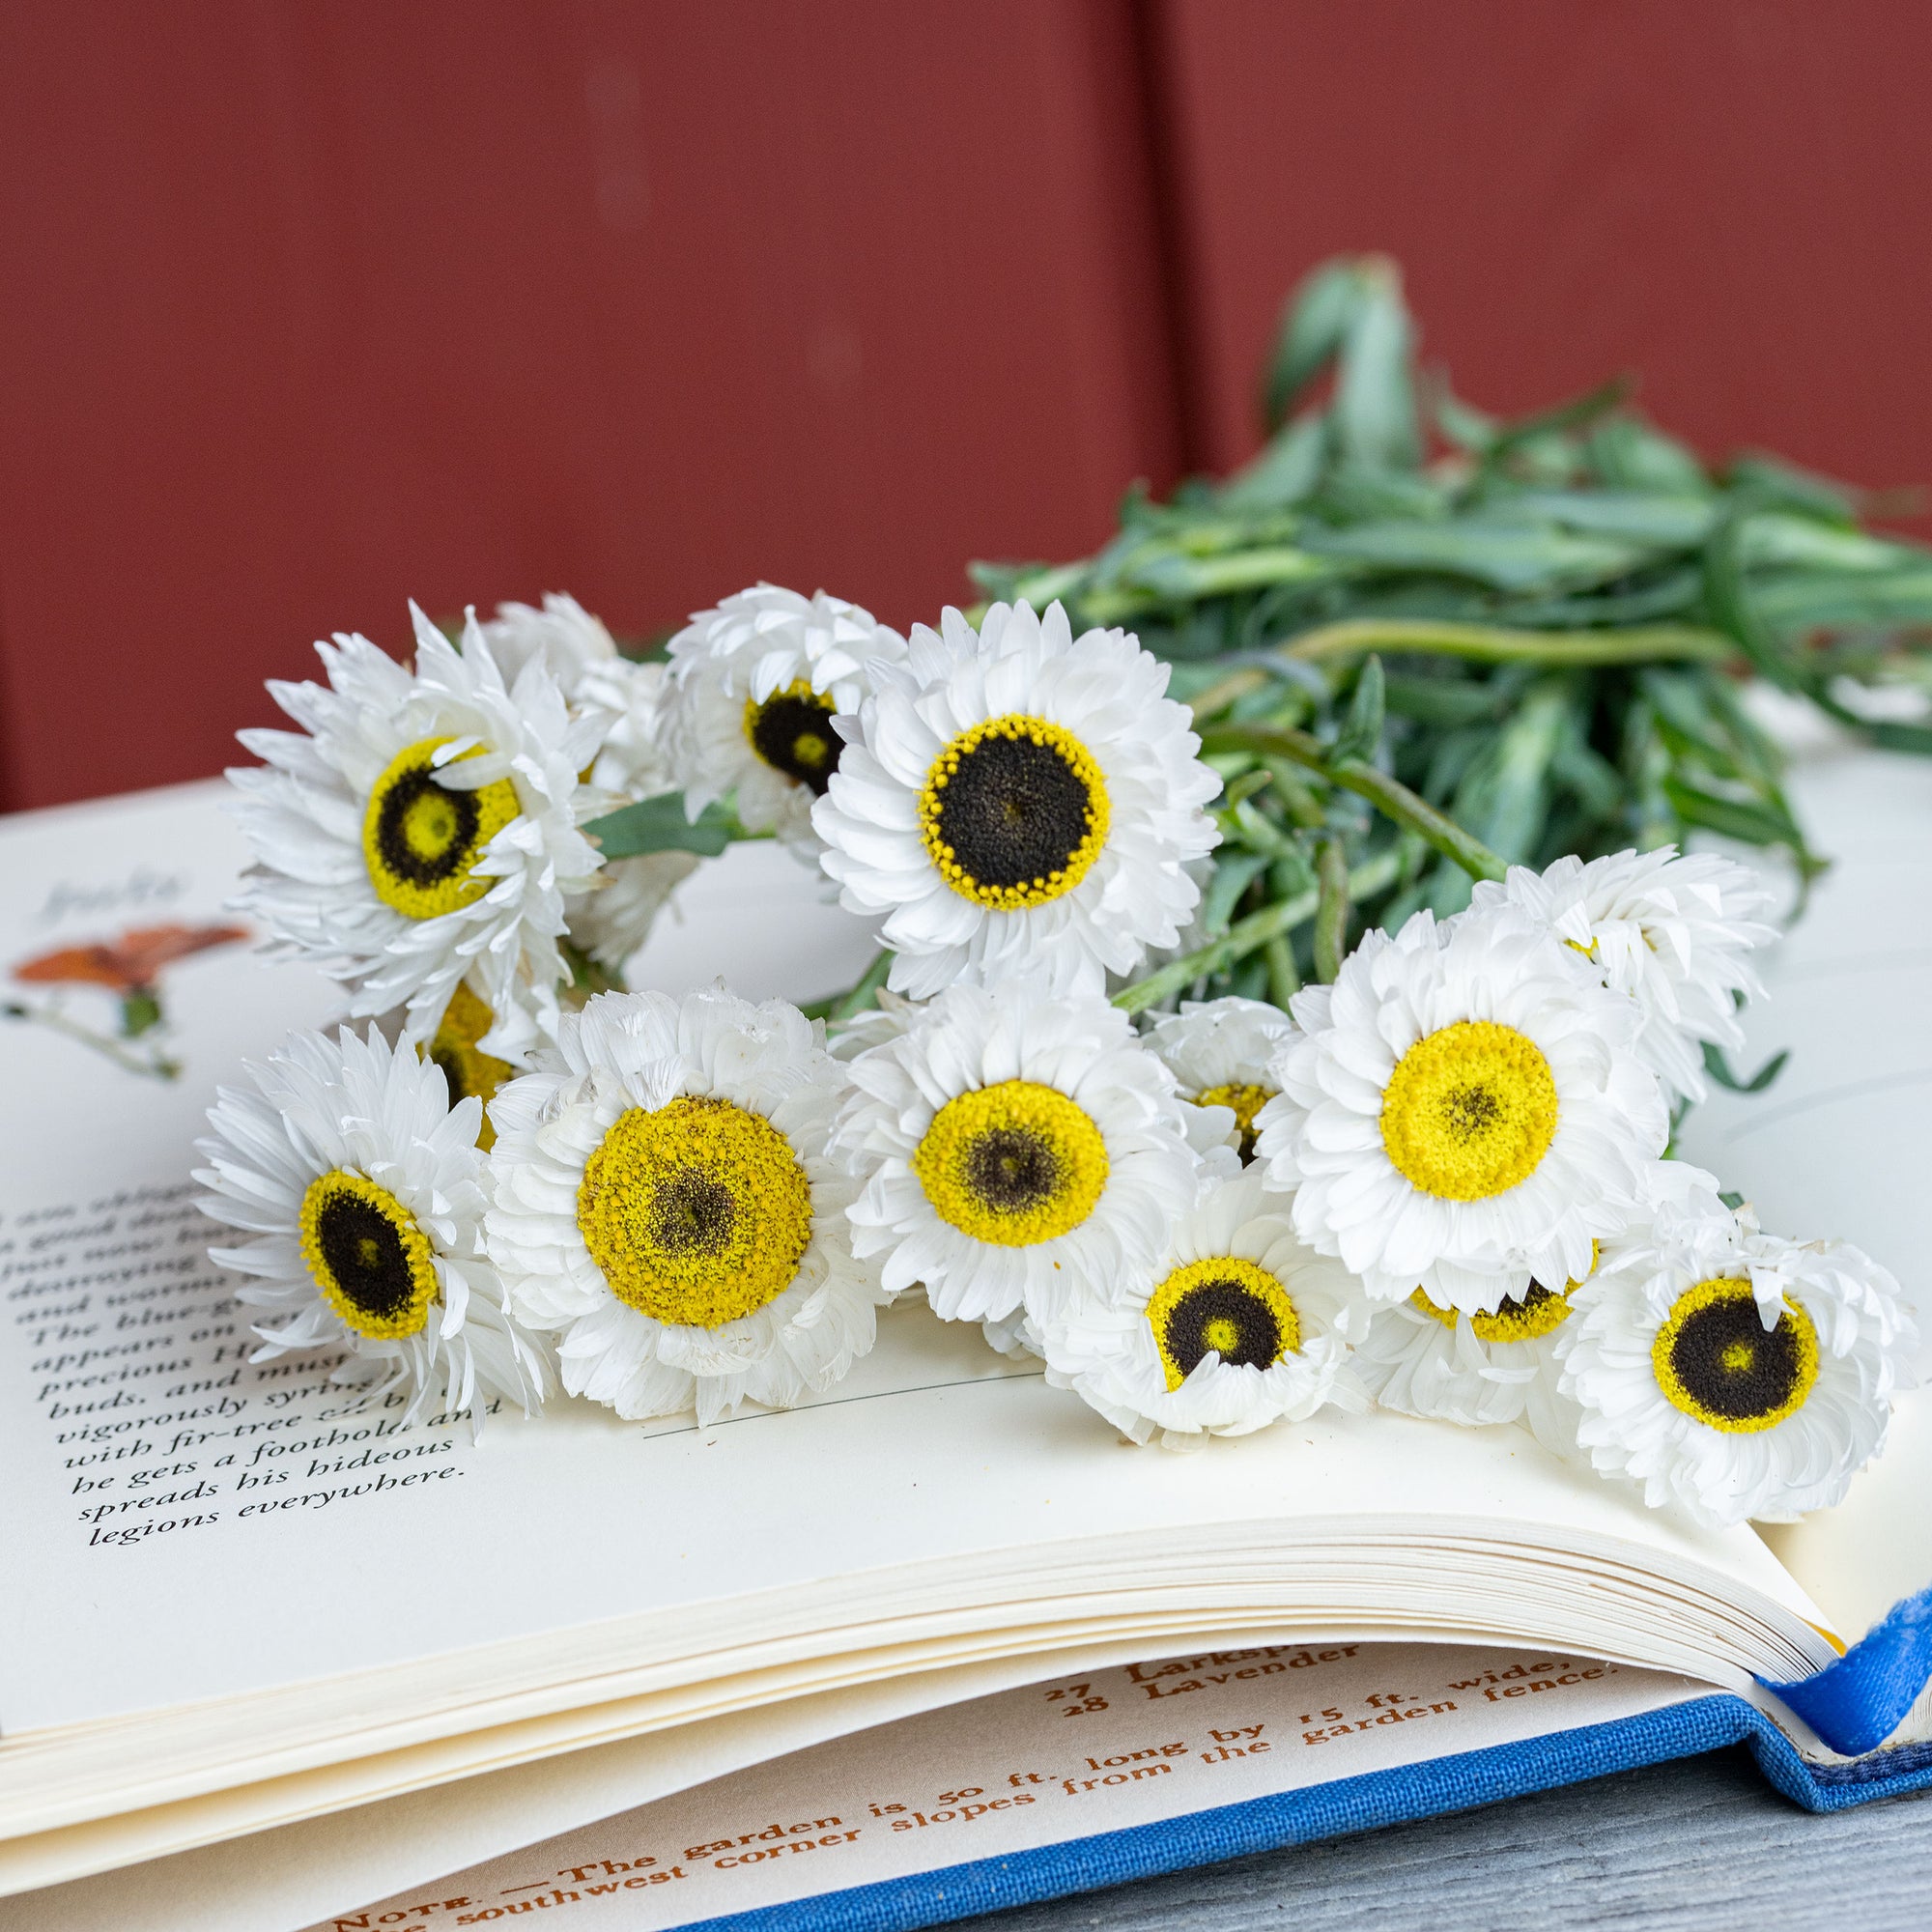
[197,550,1915,1529]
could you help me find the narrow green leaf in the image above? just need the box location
[832,951,895,1021]
[1128,547,1336,600]
[1202,850,1271,935]
[982,559,1091,611]
[1218,412,1327,510]
[1492,489,1713,547]
[1661,777,1802,849]
[585,794,734,859]
[1263,259,1366,430]
[1548,719,1623,822]
[1638,668,1737,766]
[1726,451,1861,524]
[1693,666,1790,791]
[1747,568,1932,633]
[1226,796,1299,859]
[1584,414,1710,493]
[1296,521,1647,592]
[1317,464,1452,523]
[1482,375,1632,469]
[1332,655,1387,764]
[1333,268,1420,471]
[1502,565,1705,629]
[1465,681,1569,863]
[1382,672,1502,726]
[1863,718,1932,755]
[1264,932,1300,1007]
[1433,385,1498,455]
[1312,837,1351,982]
[1701,1039,1790,1094]
[1740,513,1916,574]
[1219,765,1274,810]
[1280,615,1729,668]
[1701,503,1802,692]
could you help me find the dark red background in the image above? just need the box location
[2,1,1928,810]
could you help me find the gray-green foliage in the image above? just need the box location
[973,256,1932,1001]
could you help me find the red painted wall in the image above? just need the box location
[1147,0,1932,500]
[5,3,1931,811]
[0,2,1179,809]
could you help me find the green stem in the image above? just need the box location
[561,938,624,1000]
[1312,838,1350,982]
[829,950,895,1022]
[1278,618,1734,668]
[2,1002,179,1081]
[1199,721,1509,883]
[1263,932,1300,1006]
[1113,850,1400,1015]
[1184,666,1272,720]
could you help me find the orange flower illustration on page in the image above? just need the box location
[6,921,250,1080]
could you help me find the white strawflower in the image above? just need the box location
[484,593,698,970]
[383,594,690,990]
[479,592,650,790]
[663,583,907,847]
[824,989,917,1063]
[1353,1289,1580,1453]
[1038,1168,1372,1449]
[227,604,607,1064]
[831,977,1209,1327]
[1352,1160,1726,1456]
[194,1026,546,1429]
[580,654,680,802]
[813,600,1220,999]
[1255,906,1669,1313]
[1466,847,1776,1105]
[485,987,888,1426]
[419,980,516,1151]
[1145,995,1297,1162]
[1557,1196,1915,1526]
[481,590,620,697]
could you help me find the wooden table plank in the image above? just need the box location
[954,1748,1932,1930]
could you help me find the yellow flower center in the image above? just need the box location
[743,680,841,796]
[426,981,512,1151]
[917,714,1110,911]
[1148,1256,1300,1391]
[298,1169,440,1339]
[1409,1242,1598,1343]
[1652,1275,1820,1434]
[576,1095,813,1329]
[362,736,520,921]
[1380,1020,1558,1200]
[912,1080,1108,1246]
[1193,1080,1275,1162]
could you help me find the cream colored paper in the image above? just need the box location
[314,1640,1705,1932]
[0,1632,1332,1932]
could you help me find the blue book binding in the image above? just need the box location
[658,1587,1932,1932]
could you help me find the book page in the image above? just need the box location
[0,784,880,1730]
[0,1631,1322,1932]
[1676,748,1932,1638]
[0,785,1821,1761]
[310,1640,1706,1932]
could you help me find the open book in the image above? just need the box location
[2,751,1930,1932]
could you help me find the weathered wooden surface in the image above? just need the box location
[954,1747,1932,1931]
